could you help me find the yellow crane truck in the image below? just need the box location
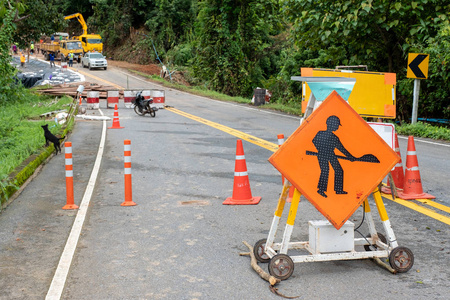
[39,32,83,63]
[64,13,103,54]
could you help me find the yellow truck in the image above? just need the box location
[39,33,83,63]
[64,13,103,54]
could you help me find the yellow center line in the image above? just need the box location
[74,68,123,89]
[167,106,450,226]
[381,193,450,225]
[165,107,280,152]
[415,199,450,214]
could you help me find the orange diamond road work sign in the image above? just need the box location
[269,91,399,229]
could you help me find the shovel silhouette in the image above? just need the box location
[306,150,380,163]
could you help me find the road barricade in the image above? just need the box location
[107,90,119,109]
[124,90,136,108]
[152,89,165,108]
[86,91,100,109]
[142,90,151,99]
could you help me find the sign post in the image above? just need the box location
[412,79,421,124]
[407,53,429,124]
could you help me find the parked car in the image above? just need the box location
[81,52,107,70]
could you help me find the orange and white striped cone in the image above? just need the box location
[381,133,404,194]
[223,139,261,205]
[278,134,295,203]
[121,139,136,206]
[108,104,124,129]
[397,136,435,200]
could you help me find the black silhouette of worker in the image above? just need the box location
[310,115,356,198]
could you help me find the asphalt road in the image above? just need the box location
[0,65,449,300]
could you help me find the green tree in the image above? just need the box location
[283,0,449,73]
[12,0,64,48]
[145,0,196,52]
[193,0,284,96]
[90,0,156,48]
[0,6,22,104]
[397,25,450,120]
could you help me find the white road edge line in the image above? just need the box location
[397,135,450,147]
[46,109,106,300]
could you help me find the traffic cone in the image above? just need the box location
[108,104,124,129]
[223,139,261,205]
[398,136,435,200]
[381,133,404,194]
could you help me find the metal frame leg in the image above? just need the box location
[373,187,398,248]
[280,189,301,254]
[265,181,291,257]
[364,198,378,237]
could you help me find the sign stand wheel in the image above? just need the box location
[364,232,387,251]
[268,254,294,280]
[253,239,270,263]
[389,246,414,273]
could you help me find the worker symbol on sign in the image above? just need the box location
[306,115,380,198]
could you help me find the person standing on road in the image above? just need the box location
[20,52,26,67]
[49,53,55,68]
[30,42,34,55]
[68,51,74,67]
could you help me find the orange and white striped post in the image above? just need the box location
[63,142,78,210]
[121,139,136,206]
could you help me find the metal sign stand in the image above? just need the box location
[254,78,414,280]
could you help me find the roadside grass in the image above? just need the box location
[0,92,73,204]
[395,122,450,141]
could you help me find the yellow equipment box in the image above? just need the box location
[301,68,397,119]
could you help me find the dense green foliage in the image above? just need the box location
[192,0,283,96]
[0,8,20,104]
[3,0,450,121]
[86,0,450,120]
[12,0,65,47]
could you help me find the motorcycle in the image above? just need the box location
[132,91,157,117]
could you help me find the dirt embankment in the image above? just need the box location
[107,60,161,76]
[107,60,190,86]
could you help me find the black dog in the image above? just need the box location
[41,124,64,154]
